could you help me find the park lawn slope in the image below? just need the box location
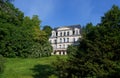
[1,56,67,78]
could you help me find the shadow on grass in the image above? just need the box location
[31,64,56,78]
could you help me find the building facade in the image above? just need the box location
[49,25,82,55]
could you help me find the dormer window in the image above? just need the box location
[76,30,78,35]
[52,31,56,37]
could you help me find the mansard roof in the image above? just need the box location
[53,24,81,31]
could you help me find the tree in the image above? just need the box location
[67,45,78,55]
[29,41,52,58]
[53,5,120,78]
[0,1,24,25]
[42,25,52,39]
[82,23,94,34]
[101,5,120,28]
[70,5,120,77]
[100,5,120,61]
[0,1,52,58]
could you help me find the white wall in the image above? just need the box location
[49,27,81,52]
[51,31,56,37]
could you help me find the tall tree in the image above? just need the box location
[82,23,94,38]
[53,5,120,78]
[0,2,52,58]
[42,25,52,39]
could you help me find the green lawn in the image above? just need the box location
[1,56,67,78]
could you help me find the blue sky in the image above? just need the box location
[13,0,120,28]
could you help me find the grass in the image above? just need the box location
[1,55,67,78]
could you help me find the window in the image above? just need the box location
[67,38,69,42]
[76,30,78,35]
[59,45,61,48]
[60,32,62,36]
[73,38,75,43]
[53,32,56,37]
[54,40,57,44]
[56,32,58,36]
[76,38,79,42]
[63,38,65,42]
[64,32,66,36]
[60,38,62,43]
[73,30,75,35]
[63,44,65,49]
[67,31,69,36]
[79,30,81,35]
[54,45,56,49]
[52,32,54,37]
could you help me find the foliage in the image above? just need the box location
[67,45,78,55]
[53,5,120,78]
[52,56,70,78]
[82,22,94,38]
[0,1,24,25]
[0,1,53,58]
[42,25,52,39]
[29,41,53,58]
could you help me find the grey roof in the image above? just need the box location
[53,24,81,31]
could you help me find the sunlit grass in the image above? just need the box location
[1,55,67,78]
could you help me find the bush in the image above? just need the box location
[67,45,78,55]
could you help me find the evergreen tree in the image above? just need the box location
[42,25,52,39]
[53,5,120,78]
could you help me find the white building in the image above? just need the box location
[49,25,82,55]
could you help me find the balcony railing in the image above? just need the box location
[50,34,81,38]
[53,48,66,50]
[51,41,79,44]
